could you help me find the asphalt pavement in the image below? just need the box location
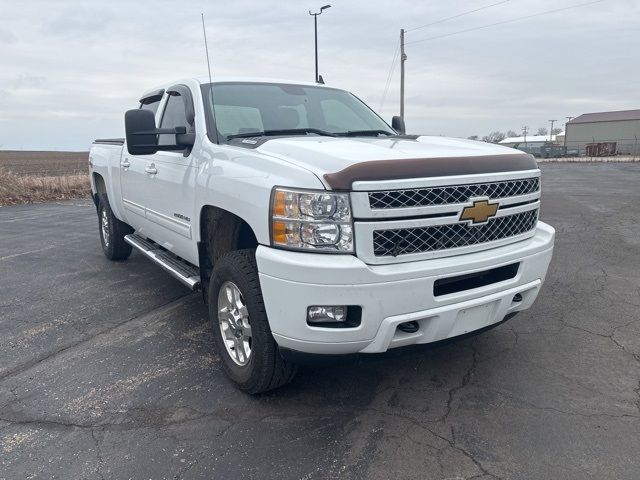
[0,163,639,479]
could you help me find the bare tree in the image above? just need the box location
[467,135,479,141]
[536,127,548,136]
[507,130,518,138]
[482,131,506,143]
[551,127,563,135]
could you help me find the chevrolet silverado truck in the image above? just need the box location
[89,77,555,393]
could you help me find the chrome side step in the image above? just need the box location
[125,234,201,290]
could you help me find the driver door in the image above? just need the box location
[139,86,198,264]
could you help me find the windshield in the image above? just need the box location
[201,82,395,141]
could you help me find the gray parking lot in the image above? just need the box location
[1,163,639,479]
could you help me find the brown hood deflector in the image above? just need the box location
[323,154,537,190]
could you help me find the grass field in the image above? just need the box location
[0,151,91,205]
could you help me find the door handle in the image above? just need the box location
[121,158,131,169]
[145,164,158,175]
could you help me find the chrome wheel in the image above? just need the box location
[101,209,110,247]
[218,281,252,366]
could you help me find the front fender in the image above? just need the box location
[194,144,325,245]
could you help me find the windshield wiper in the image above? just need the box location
[338,130,395,137]
[227,128,337,140]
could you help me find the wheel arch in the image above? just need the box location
[197,205,260,300]
[92,172,107,208]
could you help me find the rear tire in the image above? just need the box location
[97,194,133,261]
[209,249,297,394]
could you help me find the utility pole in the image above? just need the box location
[548,119,556,142]
[309,5,331,83]
[522,126,529,148]
[400,28,406,121]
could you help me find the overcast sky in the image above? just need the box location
[0,0,636,150]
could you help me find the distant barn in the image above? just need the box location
[565,109,640,156]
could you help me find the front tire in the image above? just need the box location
[97,194,133,261]
[209,249,296,394]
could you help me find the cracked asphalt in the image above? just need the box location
[1,163,639,479]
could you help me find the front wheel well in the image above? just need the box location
[198,206,259,300]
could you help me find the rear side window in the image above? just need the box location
[158,93,190,145]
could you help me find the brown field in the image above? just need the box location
[0,151,91,206]
[0,150,89,177]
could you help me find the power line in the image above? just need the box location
[379,41,400,112]
[405,0,605,45]
[406,0,510,32]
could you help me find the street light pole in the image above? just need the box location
[313,14,318,82]
[309,5,331,83]
[548,119,556,142]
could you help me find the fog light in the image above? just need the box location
[397,321,419,333]
[307,306,347,323]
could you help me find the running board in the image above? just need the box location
[125,234,201,290]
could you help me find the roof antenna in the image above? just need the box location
[201,13,218,142]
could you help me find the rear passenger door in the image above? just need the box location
[140,85,198,264]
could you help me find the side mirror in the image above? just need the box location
[125,109,158,155]
[392,116,406,135]
[125,110,195,156]
[175,131,196,149]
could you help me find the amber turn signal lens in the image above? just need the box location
[272,221,287,244]
[273,190,286,217]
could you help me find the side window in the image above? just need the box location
[158,93,190,146]
[139,98,160,114]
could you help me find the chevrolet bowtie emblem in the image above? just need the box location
[460,199,499,225]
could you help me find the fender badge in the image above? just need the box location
[173,213,191,222]
[459,200,499,225]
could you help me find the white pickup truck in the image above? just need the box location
[89,77,554,393]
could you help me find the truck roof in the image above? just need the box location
[140,77,333,100]
[194,76,332,88]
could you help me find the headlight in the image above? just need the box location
[270,187,353,253]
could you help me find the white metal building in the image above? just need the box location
[500,134,557,147]
[499,134,558,157]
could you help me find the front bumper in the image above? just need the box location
[257,221,555,354]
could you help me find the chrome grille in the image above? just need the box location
[368,177,539,209]
[373,209,538,257]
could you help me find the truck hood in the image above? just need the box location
[253,136,537,190]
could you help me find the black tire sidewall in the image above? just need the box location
[98,195,115,258]
[208,251,276,390]
[97,194,132,261]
